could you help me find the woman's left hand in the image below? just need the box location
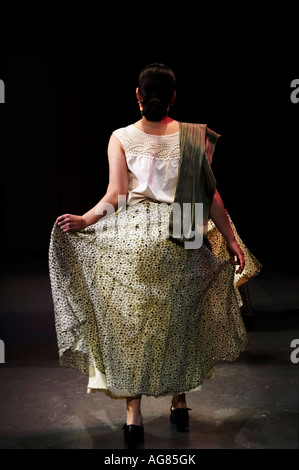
[56,214,87,233]
[226,238,245,275]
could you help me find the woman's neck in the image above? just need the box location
[135,116,179,135]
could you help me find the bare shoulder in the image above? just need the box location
[108,133,125,151]
[167,119,180,133]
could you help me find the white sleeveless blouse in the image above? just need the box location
[113,124,180,205]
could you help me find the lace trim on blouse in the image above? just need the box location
[113,124,180,160]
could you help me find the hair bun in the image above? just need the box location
[142,97,167,121]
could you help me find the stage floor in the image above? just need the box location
[0,267,298,449]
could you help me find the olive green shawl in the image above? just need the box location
[168,122,220,247]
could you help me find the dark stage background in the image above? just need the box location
[1,4,299,452]
[0,2,298,272]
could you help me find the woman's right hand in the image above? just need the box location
[56,214,87,233]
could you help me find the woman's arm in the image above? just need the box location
[209,189,245,274]
[56,134,128,233]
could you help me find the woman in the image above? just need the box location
[49,63,261,448]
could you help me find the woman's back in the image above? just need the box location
[113,122,181,205]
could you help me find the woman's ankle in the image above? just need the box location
[126,395,143,426]
[171,393,187,410]
[126,412,143,426]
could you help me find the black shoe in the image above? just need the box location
[170,407,191,432]
[123,423,144,449]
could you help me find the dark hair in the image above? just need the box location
[138,63,176,121]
